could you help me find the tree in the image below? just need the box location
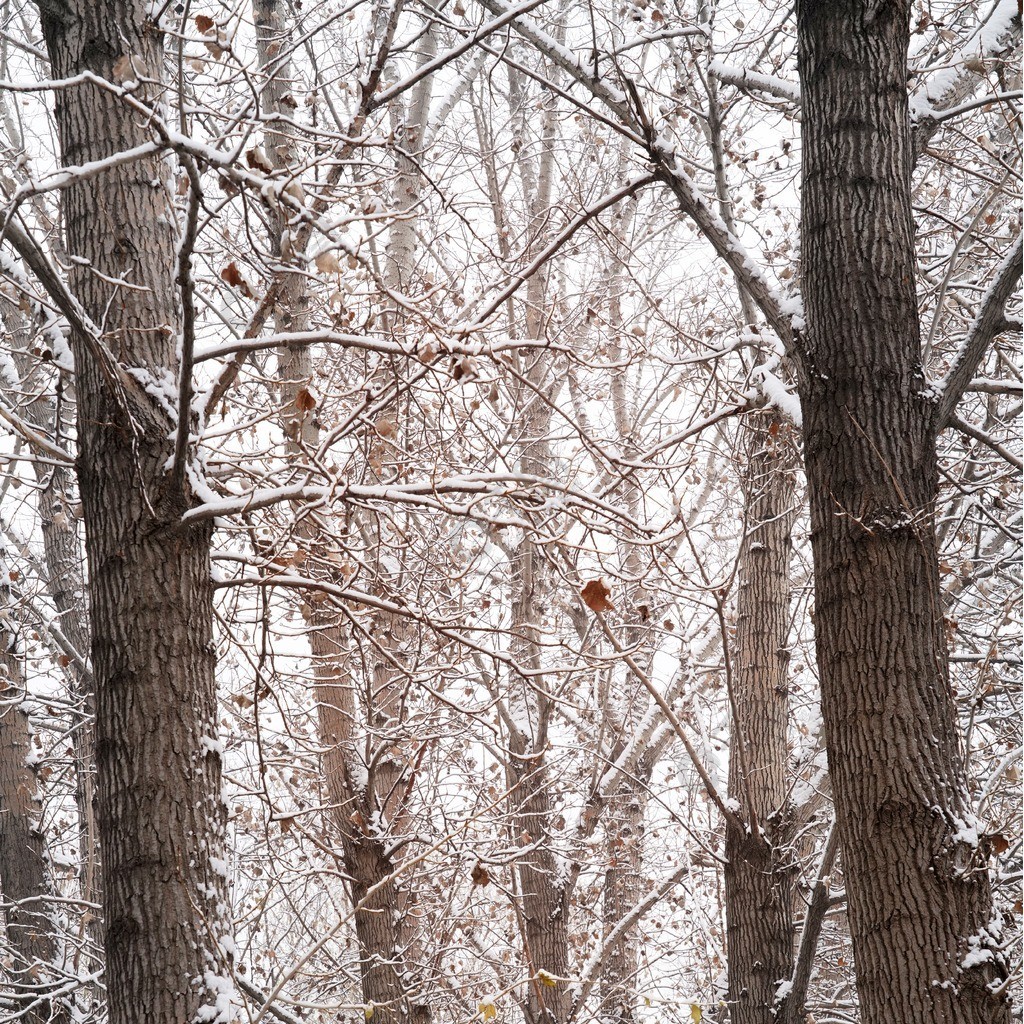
[794,3,1019,1021]
[0,1,1018,1021]
[0,550,69,1024]
[25,1,233,1020]
[723,411,797,1024]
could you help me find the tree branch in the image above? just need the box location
[933,233,1022,428]
[778,821,840,1024]
[948,413,1023,471]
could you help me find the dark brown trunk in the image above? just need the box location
[796,4,1010,1021]
[36,3,232,1021]
[725,412,797,1024]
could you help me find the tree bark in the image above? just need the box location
[502,61,572,1024]
[724,412,797,1024]
[36,2,233,1021]
[796,4,1010,1022]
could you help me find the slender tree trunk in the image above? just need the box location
[0,565,69,1023]
[502,61,572,1024]
[694,41,801,1018]
[36,3,233,1021]
[254,4,431,1017]
[796,4,1010,1022]
[598,194,653,1024]
[724,412,797,1024]
[505,369,571,1023]
[598,768,650,1024]
[35,438,102,952]
[3,295,102,946]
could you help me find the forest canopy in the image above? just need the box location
[0,1,1019,1023]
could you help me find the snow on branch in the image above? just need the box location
[708,60,800,105]
[473,0,800,361]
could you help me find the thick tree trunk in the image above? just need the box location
[36,3,232,1022]
[796,4,1010,1022]
[724,412,796,1024]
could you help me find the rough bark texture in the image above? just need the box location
[36,3,232,1021]
[796,4,1010,1022]
[724,412,796,1024]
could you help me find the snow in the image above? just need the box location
[778,293,805,332]
[978,0,1019,52]
[201,733,225,756]
[709,60,801,104]
[755,358,803,427]
[194,968,237,1023]
[910,0,1020,118]
[962,944,995,969]
[950,813,982,849]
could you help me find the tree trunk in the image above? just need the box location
[796,4,1010,1022]
[36,3,233,1021]
[597,193,654,1024]
[3,287,102,949]
[254,4,431,1016]
[724,411,796,1024]
[599,769,649,1024]
[0,566,69,1023]
[503,60,572,1024]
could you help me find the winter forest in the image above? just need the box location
[0,0,1020,1022]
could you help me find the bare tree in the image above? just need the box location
[22,1,234,1019]
[794,3,1018,1021]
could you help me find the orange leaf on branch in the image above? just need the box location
[581,579,614,613]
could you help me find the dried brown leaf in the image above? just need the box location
[581,579,614,613]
